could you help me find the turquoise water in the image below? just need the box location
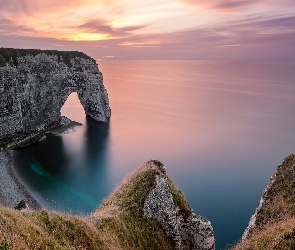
[13,60,295,249]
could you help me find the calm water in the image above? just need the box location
[13,60,295,249]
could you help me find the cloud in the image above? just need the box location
[0,0,29,15]
[106,13,295,60]
[0,0,145,41]
[182,0,260,12]
[0,1,294,60]
[247,16,295,30]
[213,0,258,10]
[182,0,295,13]
[0,0,91,15]
[77,19,146,38]
[0,18,37,36]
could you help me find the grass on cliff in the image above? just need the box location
[231,154,295,250]
[250,154,295,236]
[0,160,192,250]
[231,217,295,250]
[0,208,103,249]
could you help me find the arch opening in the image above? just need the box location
[61,92,85,123]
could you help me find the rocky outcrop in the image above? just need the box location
[94,160,215,250]
[144,175,215,250]
[0,48,111,149]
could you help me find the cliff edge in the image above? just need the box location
[0,48,111,149]
[232,153,295,249]
[0,160,215,250]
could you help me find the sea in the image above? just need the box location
[12,60,295,249]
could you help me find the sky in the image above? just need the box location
[0,0,295,60]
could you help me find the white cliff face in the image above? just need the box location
[242,155,293,240]
[242,170,278,240]
[143,175,215,250]
[0,51,111,148]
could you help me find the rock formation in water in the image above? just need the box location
[0,160,215,250]
[0,48,111,149]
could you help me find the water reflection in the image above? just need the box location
[13,116,111,214]
[84,116,110,165]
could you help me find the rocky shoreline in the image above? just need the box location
[0,150,41,210]
[1,116,82,150]
[0,117,83,210]
[0,117,84,210]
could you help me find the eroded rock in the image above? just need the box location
[14,200,28,210]
[144,175,215,250]
[0,48,111,149]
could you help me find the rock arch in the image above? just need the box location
[0,50,111,149]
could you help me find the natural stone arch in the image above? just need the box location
[0,50,111,149]
[57,72,110,123]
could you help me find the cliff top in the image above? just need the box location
[0,47,95,67]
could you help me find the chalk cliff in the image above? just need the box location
[0,48,111,149]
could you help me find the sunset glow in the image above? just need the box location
[118,41,162,47]
[0,0,294,60]
[66,33,112,41]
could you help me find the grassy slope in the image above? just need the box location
[232,154,295,250]
[0,160,192,250]
[231,218,295,250]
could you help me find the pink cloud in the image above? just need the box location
[0,0,89,15]
[76,19,146,38]
[0,1,294,61]
[182,0,295,13]
[183,0,259,12]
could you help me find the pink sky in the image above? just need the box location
[0,0,294,60]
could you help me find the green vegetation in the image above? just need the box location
[0,161,191,250]
[167,178,192,219]
[0,47,95,67]
[0,241,9,250]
